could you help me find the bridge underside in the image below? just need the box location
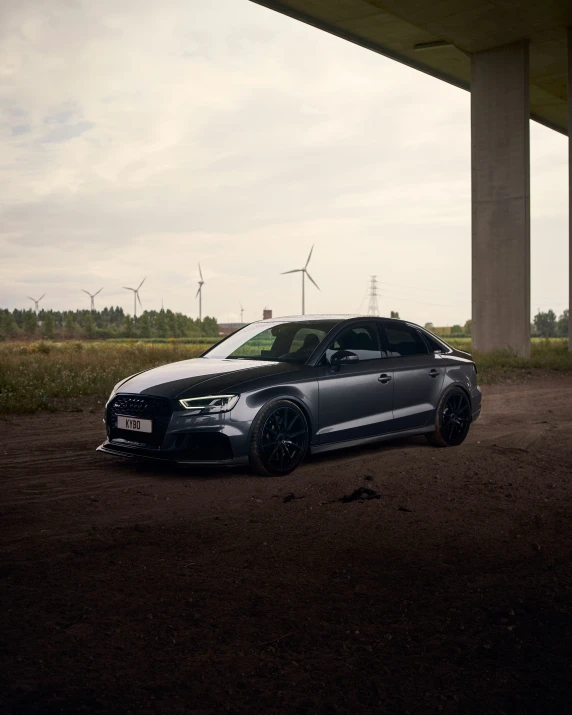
[251,0,571,354]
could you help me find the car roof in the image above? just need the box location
[253,314,415,325]
[255,314,359,323]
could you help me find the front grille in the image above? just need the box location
[107,394,172,449]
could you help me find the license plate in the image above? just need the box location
[117,415,152,433]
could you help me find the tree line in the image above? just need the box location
[532,309,569,338]
[423,310,569,339]
[0,306,568,341]
[0,307,219,340]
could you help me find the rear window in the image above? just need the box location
[421,331,449,353]
[382,324,428,357]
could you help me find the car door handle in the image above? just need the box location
[378,374,392,384]
[429,369,440,378]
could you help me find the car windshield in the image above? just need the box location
[203,320,340,364]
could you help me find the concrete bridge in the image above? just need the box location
[251,0,571,355]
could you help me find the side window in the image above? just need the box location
[421,331,448,354]
[382,323,429,357]
[325,323,381,362]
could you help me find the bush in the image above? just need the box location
[34,341,52,354]
[445,338,572,384]
[0,340,211,413]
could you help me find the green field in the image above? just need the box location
[457,339,572,380]
[0,338,570,414]
[0,340,215,414]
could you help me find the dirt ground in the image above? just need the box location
[2,378,572,714]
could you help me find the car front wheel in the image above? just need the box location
[426,386,472,447]
[249,400,309,476]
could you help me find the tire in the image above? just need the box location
[249,400,309,476]
[426,386,472,448]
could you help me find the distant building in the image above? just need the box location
[218,309,272,335]
[218,322,247,336]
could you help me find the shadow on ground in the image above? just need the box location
[2,379,572,713]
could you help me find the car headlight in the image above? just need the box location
[179,394,239,413]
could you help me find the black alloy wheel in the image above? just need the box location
[249,400,309,476]
[427,387,472,447]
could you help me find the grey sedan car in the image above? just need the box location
[97,315,481,476]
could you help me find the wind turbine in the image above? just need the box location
[196,263,205,321]
[280,245,320,315]
[123,277,146,318]
[82,287,103,311]
[28,294,46,312]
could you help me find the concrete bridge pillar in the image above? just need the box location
[569,28,571,351]
[471,40,530,356]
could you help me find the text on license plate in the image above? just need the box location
[117,415,153,433]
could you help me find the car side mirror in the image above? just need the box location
[330,350,359,370]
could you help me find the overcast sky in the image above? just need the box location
[0,0,568,326]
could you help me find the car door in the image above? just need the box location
[316,322,395,444]
[378,321,445,430]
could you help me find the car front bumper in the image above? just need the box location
[98,395,253,465]
[96,440,248,466]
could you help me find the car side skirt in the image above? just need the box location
[310,425,435,455]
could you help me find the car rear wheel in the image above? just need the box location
[426,386,472,447]
[249,400,309,476]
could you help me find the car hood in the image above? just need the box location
[116,357,302,399]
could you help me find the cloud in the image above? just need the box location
[0,0,567,325]
[40,120,94,143]
[44,108,75,125]
[11,123,30,135]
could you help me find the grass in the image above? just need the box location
[471,339,572,384]
[0,340,216,414]
[444,337,572,382]
[105,336,221,345]
[0,338,570,414]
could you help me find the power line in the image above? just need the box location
[376,279,469,297]
[379,292,469,309]
[355,281,369,313]
[373,280,471,307]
